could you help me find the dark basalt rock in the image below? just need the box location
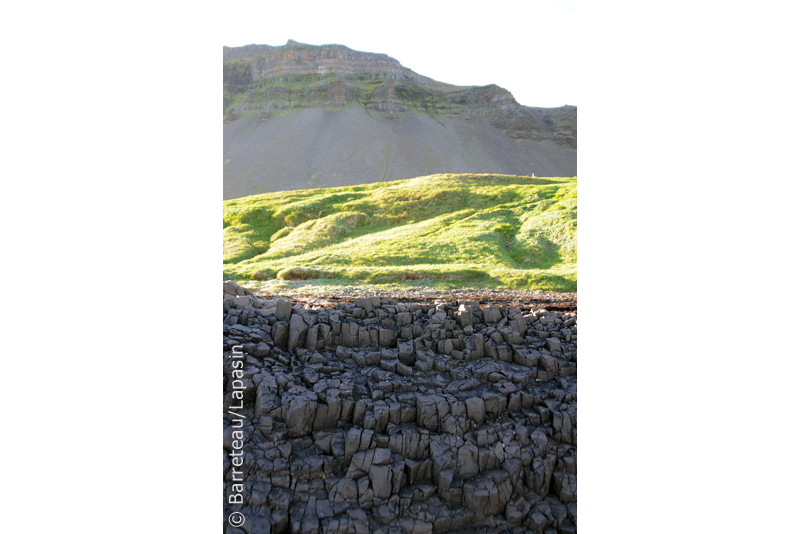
[223,281,577,533]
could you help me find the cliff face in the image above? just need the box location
[225,40,452,90]
[223,41,577,198]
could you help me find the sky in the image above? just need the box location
[220,0,577,108]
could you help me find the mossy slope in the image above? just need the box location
[223,174,577,292]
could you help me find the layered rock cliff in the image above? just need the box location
[223,41,576,199]
[223,281,578,533]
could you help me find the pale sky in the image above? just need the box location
[221,0,577,109]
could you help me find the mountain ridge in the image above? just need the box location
[223,41,576,199]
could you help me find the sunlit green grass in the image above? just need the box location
[223,173,577,292]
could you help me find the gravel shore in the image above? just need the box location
[242,281,577,311]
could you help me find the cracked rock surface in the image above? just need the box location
[223,281,577,534]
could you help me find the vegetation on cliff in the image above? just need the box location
[223,42,577,148]
[223,174,577,292]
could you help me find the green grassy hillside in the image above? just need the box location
[223,174,577,292]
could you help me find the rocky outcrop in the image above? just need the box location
[364,80,407,116]
[224,40,455,92]
[223,281,577,533]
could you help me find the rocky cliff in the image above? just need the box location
[223,281,578,533]
[223,41,577,199]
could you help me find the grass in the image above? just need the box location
[223,174,577,292]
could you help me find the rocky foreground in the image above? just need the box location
[223,281,577,534]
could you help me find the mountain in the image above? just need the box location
[223,40,577,200]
